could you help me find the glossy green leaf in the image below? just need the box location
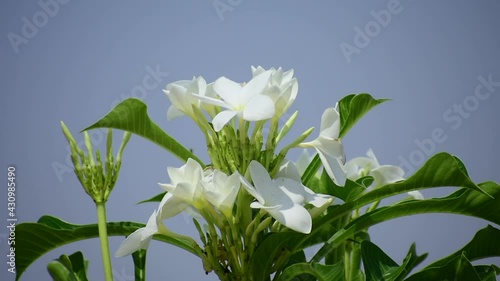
[361,241,412,281]
[83,98,204,166]
[47,251,89,281]
[137,191,166,204]
[406,225,500,280]
[16,215,200,281]
[320,171,367,202]
[276,261,344,281]
[337,93,389,138]
[304,153,490,257]
[301,154,321,186]
[320,181,500,259]
[405,253,484,281]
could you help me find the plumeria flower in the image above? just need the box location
[345,149,424,199]
[163,76,210,120]
[158,158,206,212]
[115,209,167,257]
[240,161,331,234]
[202,169,241,218]
[251,66,298,118]
[276,160,334,208]
[194,70,275,131]
[299,107,347,186]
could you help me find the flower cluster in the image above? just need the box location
[115,66,406,279]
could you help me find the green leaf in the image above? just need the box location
[425,224,500,268]
[47,251,89,281]
[397,243,428,280]
[326,181,500,252]
[137,191,166,204]
[16,215,200,281]
[83,98,204,166]
[301,154,321,186]
[132,250,147,281]
[405,253,485,281]
[361,241,416,281]
[282,251,316,281]
[305,153,491,258]
[337,93,389,138]
[320,171,367,202]
[277,262,345,281]
[361,241,398,281]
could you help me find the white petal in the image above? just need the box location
[158,193,189,219]
[242,95,275,121]
[275,178,306,204]
[239,174,265,203]
[115,211,158,257]
[213,77,242,106]
[319,108,341,139]
[212,110,237,132]
[115,228,152,257]
[240,70,272,104]
[166,105,184,120]
[193,93,230,109]
[366,149,380,167]
[313,138,344,160]
[248,161,275,202]
[371,165,404,187]
[250,201,281,210]
[268,203,312,234]
[276,160,302,182]
[217,172,241,210]
[316,148,347,186]
[408,190,424,200]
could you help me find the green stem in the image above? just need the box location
[96,201,114,281]
[348,243,361,281]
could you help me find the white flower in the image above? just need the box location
[163,76,208,120]
[300,107,347,186]
[251,66,298,117]
[345,149,424,199]
[115,209,166,257]
[202,170,241,217]
[276,160,333,208]
[240,161,331,234]
[158,158,205,211]
[194,71,275,131]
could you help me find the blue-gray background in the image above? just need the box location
[2,1,500,280]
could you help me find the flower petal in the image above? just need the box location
[408,190,424,200]
[157,193,189,219]
[239,174,265,204]
[242,95,275,121]
[371,165,404,187]
[213,77,242,106]
[316,148,347,186]
[115,211,158,257]
[319,108,341,139]
[240,70,272,104]
[248,161,275,202]
[212,110,237,132]
[268,203,312,234]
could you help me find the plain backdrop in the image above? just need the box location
[1,1,500,280]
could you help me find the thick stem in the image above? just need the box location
[96,201,114,281]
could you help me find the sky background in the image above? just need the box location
[1,1,500,280]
